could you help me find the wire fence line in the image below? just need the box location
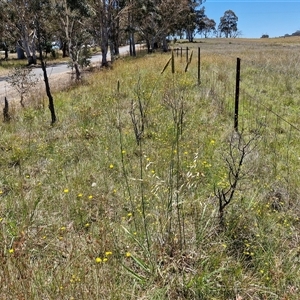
[233,59,298,200]
[171,47,300,201]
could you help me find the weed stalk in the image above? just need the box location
[116,80,137,231]
[129,77,150,251]
[164,52,186,250]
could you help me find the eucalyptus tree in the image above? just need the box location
[158,0,191,51]
[108,0,127,58]
[88,0,127,66]
[128,0,155,53]
[88,0,110,66]
[51,0,92,79]
[218,10,238,38]
[197,14,216,38]
[125,0,137,56]
[183,0,205,42]
[105,0,127,62]
[130,0,192,53]
[98,0,110,66]
[0,0,41,64]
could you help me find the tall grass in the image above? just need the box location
[1,38,300,299]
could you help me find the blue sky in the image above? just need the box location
[202,0,300,38]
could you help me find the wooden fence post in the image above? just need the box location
[234,58,241,131]
[186,47,189,63]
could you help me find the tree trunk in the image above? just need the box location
[162,35,168,52]
[73,61,81,80]
[3,43,8,60]
[108,9,113,63]
[128,8,136,57]
[101,0,109,67]
[68,39,81,80]
[113,14,120,56]
[108,2,116,63]
[186,29,194,42]
[109,40,114,64]
[62,41,68,57]
[20,26,37,65]
[36,19,56,124]
[129,39,133,56]
[114,39,120,56]
[150,39,156,53]
[146,39,151,53]
[129,33,136,56]
[101,39,109,67]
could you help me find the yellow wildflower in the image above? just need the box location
[95,257,102,263]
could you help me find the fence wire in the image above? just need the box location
[183,48,300,202]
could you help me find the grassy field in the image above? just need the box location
[1,37,300,299]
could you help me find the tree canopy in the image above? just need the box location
[0,0,240,65]
[218,10,238,38]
